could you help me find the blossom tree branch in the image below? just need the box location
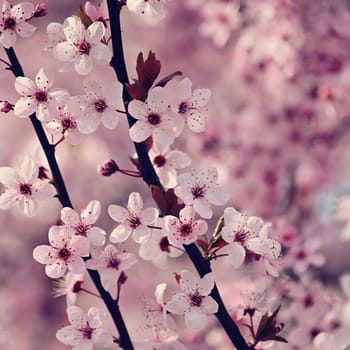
[4,47,135,350]
[106,2,251,349]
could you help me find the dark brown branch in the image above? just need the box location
[106,3,251,349]
[4,47,134,350]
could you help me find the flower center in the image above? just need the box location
[35,90,48,103]
[147,112,161,125]
[19,183,32,196]
[72,280,84,293]
[127,215,141,229]
[234,230,247,243]
[191,184,206,199]
[74,223,88,236]
[107,257,121,269]
[178,101,189,115]
[3,17,16,30]
[61,116,77,131]
[153,155,166,168]
[180,223,192,236]
[78,40,92,55]
[79,325,93,339]
[58,247,71,261]
[189,292,203,307]
[159,236,170,253]
[94,99,107,113]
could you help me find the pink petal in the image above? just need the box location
[129,121,152,142]
[32,245,53,264]
[87,22,105,43]
[87,227,106,246]
[75,55,93,75]
[198,273,215,295]
[67,305,87,327]
[81,200,101,225]
[132,225,151,243]
[110,224,131,243]
[46,260,66,278]
[87,307,104,328]
[0,29,16,49]
[90,43,112,65]
[179,270,197,294]
[14,97,36,117]
[193,198,212,219]
[61,207,79,225]
[16,21,36,38]
[35,67,53,90]
[140,207,159,225]
[127,192,143,214]
[108,204,128,223]
[22,198,38,217]
[184,309,207,331]
[147,87,169,112]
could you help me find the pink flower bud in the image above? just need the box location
[118,271,128,285]
[33,3,48,17]
[0,101,13,113]
[97,159,119,176]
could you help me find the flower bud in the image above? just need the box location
[33,3,48,17]
[0,101,13,113]
[97,159,119,176]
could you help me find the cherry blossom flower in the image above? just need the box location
[245,222,282,277]
[236,288,267,320]
[0,157,55,217]
[199,2,240,47]
[149,143,191,188]
[174,167,229,219]
[33,227,89,279]
[14,67,69,121]
[52,272,85,306]
[76,79,124,133]
[56,306,113,349]
[220,207,281,275]
[285,238,325,274]
[84,1,109,27]
[53,16,112,75]
[86,244,138,299]
[45,101,83,145]
[108,192,159,243]
[172,77,211,135]
[139,219,183,269]
[128,87,178,145]
[51,200,106,248]
[127,0,167,20]
[164,206,208,248]
[134,322,186,350]
[165,270,218,331]
[142,282,177,331]
[0,1,36,48]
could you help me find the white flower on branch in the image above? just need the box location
[174,167,229,219]
[86,244,138,299]
[165,270,218,331]
[14,67,69,121]
[0,157,55,217]
[53,16,112,75]
[108,192,159,243]
[56,306,114,350]
[0,1,36,48]
[128,87,179,145]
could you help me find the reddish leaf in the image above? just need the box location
[77,5,93,29]
[126,82,147,101]
[165,189,185,216]
[137,51,161,91]
[254,305,288,344]
[174,272,181,284]
[155,71,182,88]
[145,136,153,152]
[197,239,209,254]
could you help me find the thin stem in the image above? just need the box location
[106,2,251,349]
[5,47,134,350]
[80,287,102,299]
